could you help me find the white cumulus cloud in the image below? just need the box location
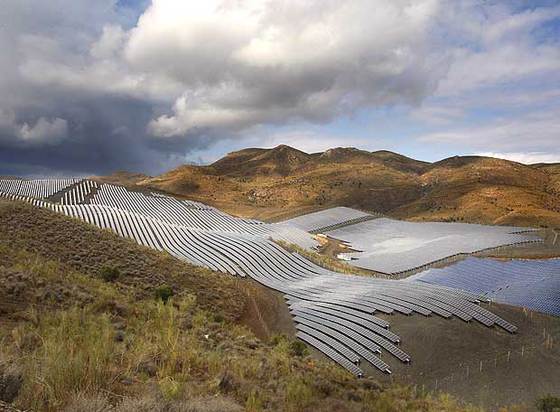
[0,0,559,174]
[127,0,444,137]
[475,152,560,165]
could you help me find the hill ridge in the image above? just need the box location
[101,145,560,227]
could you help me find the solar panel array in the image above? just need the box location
[61,179,99,204]
[408,257,560,316]
[325,217,540,274]
[0,178,77,199]
[282,207,374,233]
[88,184,317,249]
[0,180,520,377]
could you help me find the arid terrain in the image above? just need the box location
[1,199,558,411]
[0,200,488,412]
[101,146,560,228]
[1,147,559,411]
[3,0,560,410]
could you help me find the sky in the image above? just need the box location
[0,0,559,176]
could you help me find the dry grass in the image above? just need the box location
[1,289,481,412]
[16,308,116,410]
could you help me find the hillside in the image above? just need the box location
[131,145,560,227]
[93,171,152,187]
[0,199,483,412]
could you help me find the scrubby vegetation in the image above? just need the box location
[0,200,246,321]
[537,395,560,412]
[99,266,121,282]
[154,284,174,303]
[0,199,490,411]
[0,250,479,411]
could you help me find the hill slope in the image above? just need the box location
[0,199,488,411]
[133,145,560,227]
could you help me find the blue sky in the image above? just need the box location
[0,0,559,175]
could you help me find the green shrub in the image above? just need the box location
[537,395,560,412]
[154,285,174,304]
[245,389,264,412]
[158,376,182,400]
[99,266,120,282]
[289,340,308,357]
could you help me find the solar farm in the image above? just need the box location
[285,208,541,275]
[0,178,547,377]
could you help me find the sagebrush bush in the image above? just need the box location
[269,333,286,346]
[285,377,313,412]
[99,266,120,282]
[154,284,174,303]
[289,339,308,357]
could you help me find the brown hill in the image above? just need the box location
[212,144,312,176]
[93,170,151,186]
[394,156,560,227]
[533,163,560,193]
[119,145,560,227]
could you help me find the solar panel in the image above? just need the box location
[282,207,374,233]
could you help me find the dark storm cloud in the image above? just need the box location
[0,0,192,175]
[0,0,450,175]
[0,93,230,176]
[1,97,146,175]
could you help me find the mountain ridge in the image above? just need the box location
[101,145,560,227]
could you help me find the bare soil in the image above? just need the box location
[375,304,560,411]
[238,280,295,341]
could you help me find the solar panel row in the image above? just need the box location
[282,207,374,233]
[0,178,77,199]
